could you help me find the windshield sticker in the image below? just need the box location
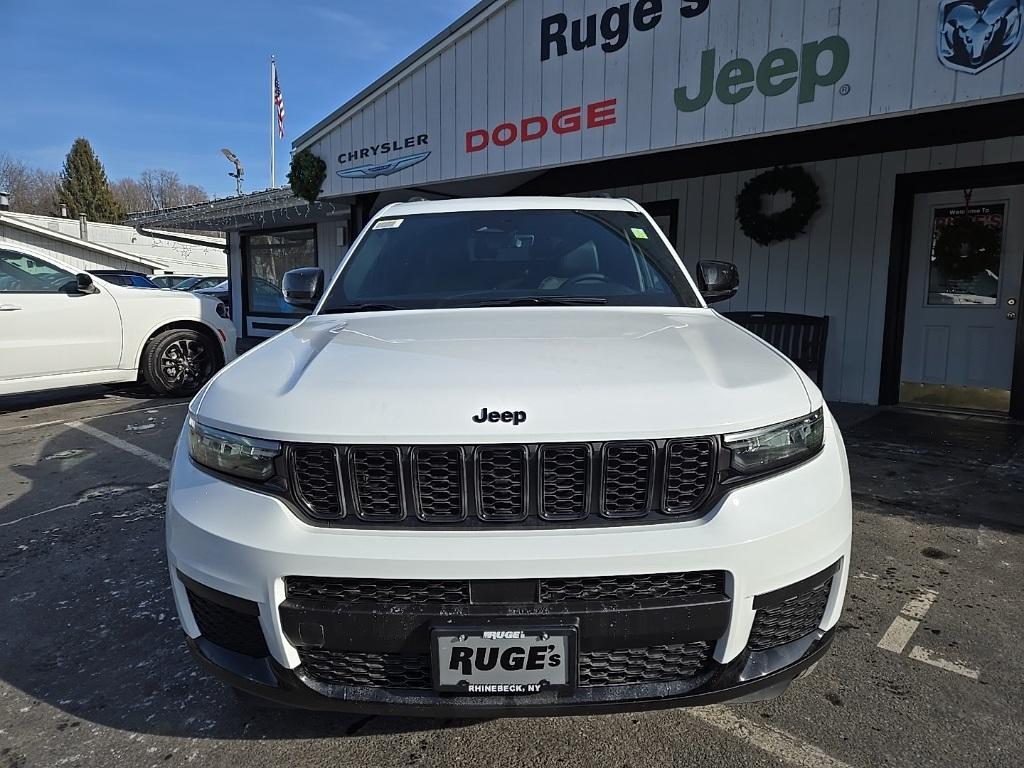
[631,227,649,240]
[373,219,404,230]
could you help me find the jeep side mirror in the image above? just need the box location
[696,261,739,304]
[76,273,99,294]
[282,267,325,309]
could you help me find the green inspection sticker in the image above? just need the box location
[631,227,649,240]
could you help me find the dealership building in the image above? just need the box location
[132,0,1024,417]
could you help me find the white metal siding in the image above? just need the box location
[304,0,1024,197]
[587,135,1024,405]
[0,224,141,273]
[5,213,226,274]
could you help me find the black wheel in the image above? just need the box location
[141,328,218,397]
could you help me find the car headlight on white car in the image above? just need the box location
[188,418,281,481]
[724,408,824,476]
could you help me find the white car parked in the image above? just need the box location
[167,197,851,716]
[0,246,236,397]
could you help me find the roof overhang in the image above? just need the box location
[0,212,164,269]
[126,188,350,232]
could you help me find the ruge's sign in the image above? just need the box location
[541,0,710,60]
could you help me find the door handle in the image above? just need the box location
[0,304,22,311]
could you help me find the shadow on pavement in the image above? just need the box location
[0,417,437,741]
[834,405,1024,532]
[0,384,165,417]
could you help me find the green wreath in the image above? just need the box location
[288,149,327,203]
[932,216,1002,281]
[736,166,821,246]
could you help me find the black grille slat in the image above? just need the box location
[351,448,404,521]
[749,577,833,651]
[286,438,721,527]
[540,445,590,521]
[186,590,268,658]
[476,446,528,521]
[578,641,712,686]
[291,447,342,519]
[602,442,655,518]
[412,447,466,521]
[300,650,432,689]
[663,440,715,514]
[539,571,726,603]
[286,577,470,604]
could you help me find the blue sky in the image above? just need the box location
[1,0,478,199]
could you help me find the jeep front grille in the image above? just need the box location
[287,438,717,527]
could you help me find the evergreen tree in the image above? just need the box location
[57,138,124,223]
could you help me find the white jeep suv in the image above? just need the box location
[167,197,851,716]
[0,247,235,397]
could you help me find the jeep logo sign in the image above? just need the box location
[674,36,851,112]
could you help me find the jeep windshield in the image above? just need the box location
[319,209,702,313]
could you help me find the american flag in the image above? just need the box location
[273,63,285,139]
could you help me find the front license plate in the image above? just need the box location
[432,627,576,694]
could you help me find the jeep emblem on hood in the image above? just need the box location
[473,408,527,425]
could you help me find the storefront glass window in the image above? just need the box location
[243,227,316,315]
[927,204,1004,306]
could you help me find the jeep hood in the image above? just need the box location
[195,308,816,443]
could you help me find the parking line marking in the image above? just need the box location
[877,616,921,654]
[690,707,855,768]
[908,646,981,680]
[67,421,171,470]
[901,589,938,620]
[0,401,188,436]
[877,588,939,654]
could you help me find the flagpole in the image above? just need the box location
[270,55,276,189]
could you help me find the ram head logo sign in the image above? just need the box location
[938,0,1022,73]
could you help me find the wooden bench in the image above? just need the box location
[722,312,830,389]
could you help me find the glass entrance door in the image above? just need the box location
[900,185,1024,412]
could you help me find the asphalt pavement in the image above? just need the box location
[0,387,1021,768]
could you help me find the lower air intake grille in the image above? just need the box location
[749,577,833,651]
[186,589,268,658]
[578,641,713,686]
[539,571,726,603]
[286,577,470,604]
[300,649,432,689]
[299,643,714,690]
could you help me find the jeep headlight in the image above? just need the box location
[188,418,280,481]
[724,408,825,476]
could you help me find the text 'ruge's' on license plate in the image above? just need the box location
[432,627,575,694]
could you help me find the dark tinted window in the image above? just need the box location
[320,209,699,313]
[0,250,75,293]
[244,227,315,316]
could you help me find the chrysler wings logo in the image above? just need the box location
[938,0,1022,74]
[336,151,430,180]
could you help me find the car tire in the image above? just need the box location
[141,328,219,397]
